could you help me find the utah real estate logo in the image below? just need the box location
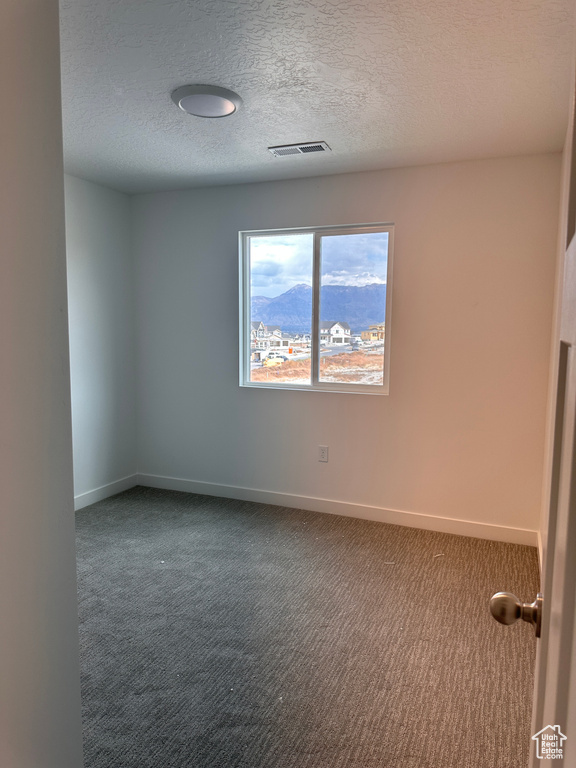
[532,725,567,760]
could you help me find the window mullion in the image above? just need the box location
[311,233,321,386]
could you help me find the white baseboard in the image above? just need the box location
[74,474,138,511]
[136,473,538,547]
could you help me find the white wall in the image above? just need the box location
[0,1,83,766]
[133,154,560,544]
[65,175,137,508]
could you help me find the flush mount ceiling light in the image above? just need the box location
[171,85,242,118]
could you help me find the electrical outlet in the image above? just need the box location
[318,445,329,463]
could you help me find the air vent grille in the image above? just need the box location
[268,141,331,158]
[273,146,301,156]
[299,144,325,153]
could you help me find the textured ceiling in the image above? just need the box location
[59,0,575,194]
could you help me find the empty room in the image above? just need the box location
[2,1,576,767]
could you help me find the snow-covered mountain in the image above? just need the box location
[251,283,386,333]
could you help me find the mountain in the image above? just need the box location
[251,283,386,333]
[251,284,312,332]
[251,294,272,318]
[320,284,387,332]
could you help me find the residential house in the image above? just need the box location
[265,325,287,347]
[251,320,266,339]
[320,321,351,344]
[251,322,290,351]
[361,323,385,342]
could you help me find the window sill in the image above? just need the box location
[240,381,389,396]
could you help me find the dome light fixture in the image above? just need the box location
[171,84,242,118]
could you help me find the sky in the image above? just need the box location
[249,231,389,297]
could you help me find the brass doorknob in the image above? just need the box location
[490,592,543,638]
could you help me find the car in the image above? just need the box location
[265,352,288,361]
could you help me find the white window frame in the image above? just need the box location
[239,223,394,395]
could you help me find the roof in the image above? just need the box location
[320,321,351,330]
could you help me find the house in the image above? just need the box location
[361,323,385,342]
[251,322,290,350]
[251,320,266,339]
[320,321,352,344]
[265,325,288,348]
[2,0,575,766]
[251,320,270,351]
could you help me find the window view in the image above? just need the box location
[319,232,389,386]
[241,224,393,393]
[248,233,313,385]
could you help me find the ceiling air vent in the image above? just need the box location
[268,141,331,158]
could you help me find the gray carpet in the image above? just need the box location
[76,486,539,767]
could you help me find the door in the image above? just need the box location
[529,75,576,765]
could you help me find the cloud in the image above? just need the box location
[322,271,386,287]
[320,233,388,284]
[250,233,313,296]
[253,260,283,277]
[248,230,389,296]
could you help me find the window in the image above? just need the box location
[239,223,394,394]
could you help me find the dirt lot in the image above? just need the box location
[251,351,384,385]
